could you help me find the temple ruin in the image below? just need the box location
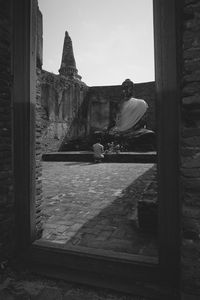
[38,18,156,153]
[1,0,200,298]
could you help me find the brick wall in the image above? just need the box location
[0,0,44,257]
[0,0,15,261]
[35,68,45,237]
[40,70,88,152]
[1,0,200,296]
[181,0,200,294]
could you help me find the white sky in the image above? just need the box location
[38,0,155,86]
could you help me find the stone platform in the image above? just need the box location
[42,151,157,163]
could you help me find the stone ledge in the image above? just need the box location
[42,151,157,163]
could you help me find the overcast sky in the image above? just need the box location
[38,0,154,86]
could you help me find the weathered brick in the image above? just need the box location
[183,71,200,83]
[182,136,200,147]
[184,48,200,59]
[181,168,200,178]
[181,0,200,293]
[182,153,200,168]
[184,192,200,207]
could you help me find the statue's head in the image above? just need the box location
[121,79,134,98]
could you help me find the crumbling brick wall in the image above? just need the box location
[0,0,44,259]
[35,68,45,237]
[39,70,89,153]
[0,0,15,261]
[181,0,200,294]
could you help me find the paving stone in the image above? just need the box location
[41,162,158,257]
[56,225,69,233]
[35,287,62,300]
[62,289,144,300]
[0,290,15,300]
[96,230,113,241]
[22,281,44,296]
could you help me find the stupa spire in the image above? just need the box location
[59,31,81,80]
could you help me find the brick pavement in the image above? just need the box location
[0,162,157,300]
[41,162,158,257]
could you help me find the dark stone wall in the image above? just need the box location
[181,0,200,294]
[0,0,15,260]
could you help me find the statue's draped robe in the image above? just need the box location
[114,98,148,132]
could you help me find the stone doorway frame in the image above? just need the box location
[13,0,182,298]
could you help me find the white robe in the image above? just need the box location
[114,97,148,132]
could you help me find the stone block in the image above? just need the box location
[184,178,200,192]
[183,82,200,96]
[181,167,200,178]
[184,72,200,83]
[182,136,200,147]
[35,287,62,300]
[184,49,200,60]
[183,95,200,106]
[184,58,200,72]
[183,153,200,168]
[184,191,200,207]
[182,127,200,137]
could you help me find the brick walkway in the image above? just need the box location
[0,162,157,300]
[41,162,158,257]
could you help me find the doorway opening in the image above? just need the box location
[13,0,181,296]
[36,0,158,260]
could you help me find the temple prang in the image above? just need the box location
[59,31,82,80]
